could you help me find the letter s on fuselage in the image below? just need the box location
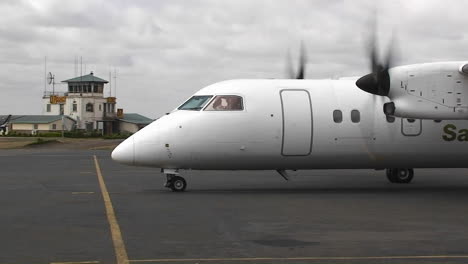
[442,124,468,142]
[442,124,457,141]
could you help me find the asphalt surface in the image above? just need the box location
[1,149,468,264]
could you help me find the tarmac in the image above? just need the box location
[1,149,468,264]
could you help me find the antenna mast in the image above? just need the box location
[47,72,55,95]
[109,71,112,97]
[44,56,47,95]
[114,68,117,98]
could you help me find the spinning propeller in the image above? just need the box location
[356,21,395,97]
[286,20,396,96]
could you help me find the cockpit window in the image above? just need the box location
[178,95,212,111]
[204,95,244,111]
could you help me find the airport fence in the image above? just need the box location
[1,131,131,139]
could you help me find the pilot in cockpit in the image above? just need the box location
[210,96,242,110]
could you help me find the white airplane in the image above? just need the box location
[112,40,468,192]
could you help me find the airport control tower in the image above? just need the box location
[42,72,119,133]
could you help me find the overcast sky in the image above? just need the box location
[0,0,466,118]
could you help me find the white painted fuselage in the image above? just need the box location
[112,79,468,170]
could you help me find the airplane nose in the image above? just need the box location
[111,137,135,165]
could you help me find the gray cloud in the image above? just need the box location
[1,0,468,118]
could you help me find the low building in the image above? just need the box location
[0,115,76,135]
[118,113,154,134]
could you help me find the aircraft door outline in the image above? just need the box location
[280,89,313,156]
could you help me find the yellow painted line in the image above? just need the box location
[71,192,95,195]
[93,155,129,264]
[50,261,100,264]
[130,255,468,263]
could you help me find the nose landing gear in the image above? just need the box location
[163,169,187,192]
[386,168,414,183]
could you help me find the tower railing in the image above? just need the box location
[43,91,68,97]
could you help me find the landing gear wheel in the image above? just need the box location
[386,169,397,183]
[170,176,187,192]
[386,168,414,184]
[395,168,414,183]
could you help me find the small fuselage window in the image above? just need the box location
[178,95,213,111]
[351,110,360,123]
[333,110,343,123]
[205,95,244,111]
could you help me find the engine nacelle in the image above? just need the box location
[384,62,468,120]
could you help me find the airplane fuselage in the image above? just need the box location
[113,79,468,171]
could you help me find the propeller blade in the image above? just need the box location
[285,42,307,79]
[296,41,306,79]
[369,20,379,75]
[383,32,395,70]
